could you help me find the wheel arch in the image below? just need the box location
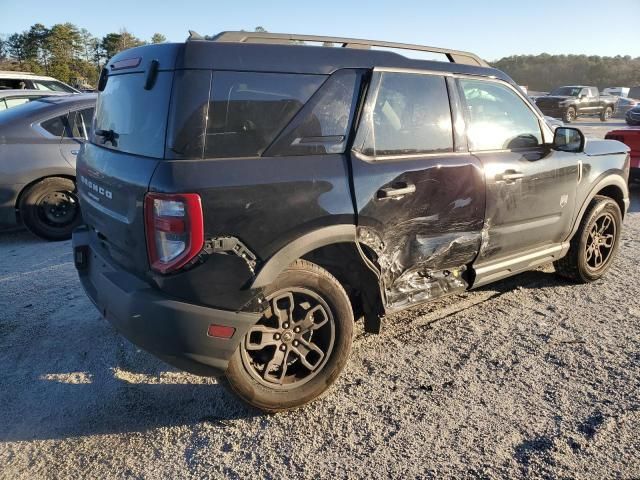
[250,225,385,333]
[567,174,628,241]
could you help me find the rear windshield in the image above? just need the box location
[92,72,172,158]
[167,71,326,159]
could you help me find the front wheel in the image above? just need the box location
[554,196,622,283]
[600,106,613,122]
[564,107,577,123]
[225,259,353,412]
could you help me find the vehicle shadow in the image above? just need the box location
[0,334,263,442]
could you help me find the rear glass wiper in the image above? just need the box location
[95,129,119,146]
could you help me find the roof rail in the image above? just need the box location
[206,31,489,67]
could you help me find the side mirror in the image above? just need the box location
[553,127,584,153]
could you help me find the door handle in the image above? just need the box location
[71,150,79,155]
[496,170,524,182]
[377,182,416,199]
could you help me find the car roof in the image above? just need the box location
[106,35,511,83]
[0,93,96,128]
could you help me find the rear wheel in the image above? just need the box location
[554,196,622,282]
[19,177,82,241]
[600,106,613,122]
[225,260,353,412]
[564,107,577,123]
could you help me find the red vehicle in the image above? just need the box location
[606,130,640,182]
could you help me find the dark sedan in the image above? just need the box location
[0,94,96,240]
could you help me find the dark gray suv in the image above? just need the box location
[72,32,630,411]
[0,94,96,239]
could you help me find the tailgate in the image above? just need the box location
[77,143,158,274]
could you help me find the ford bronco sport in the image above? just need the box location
[72,31,631,411]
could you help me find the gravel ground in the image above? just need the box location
[1,122,639,479]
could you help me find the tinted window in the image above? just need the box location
[93,72,172,158]
[166,70,212,159]
[204,72,325,158]
[267,70,360,156]
[629,87,640,100]
[0,79,23,90]
[358,72,453,157]
[459,79,542,151]
[41,114,67,137]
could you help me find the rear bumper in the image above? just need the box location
[72,226,260,376]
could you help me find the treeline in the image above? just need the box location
[0,24,168,87]
[492,54,640,92]
[2,24,639,91]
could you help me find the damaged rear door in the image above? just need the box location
[350,69,485,312]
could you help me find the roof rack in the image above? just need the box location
[204,31,489,67]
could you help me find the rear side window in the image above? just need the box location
[204,72,325,158]
[356,72,454,157]
[41,114,67,137]
[266,70,361,156]
[93,72,172,158]
[166,70,212,159]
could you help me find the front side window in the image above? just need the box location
[459,79,542,151]
[204,72,325,158]
[356,72,453,157]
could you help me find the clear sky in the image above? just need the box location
[2,0,639,61]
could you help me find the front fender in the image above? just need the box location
[567,173,629,241]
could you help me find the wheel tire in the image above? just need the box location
[225,259,353,412]
[18,177,82,241]
[564,107,577,123]
[600,106,613,122]
[554,195,622,283]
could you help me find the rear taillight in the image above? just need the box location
[144,193,204,274]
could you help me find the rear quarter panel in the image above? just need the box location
[148,154,355,310]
